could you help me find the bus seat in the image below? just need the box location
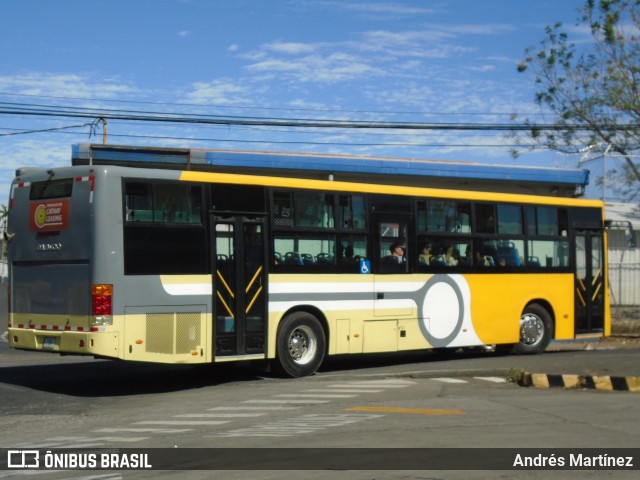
[431,255,447,266]
[527,256,541,267]
[301,253,315,266]
[381,255,401,273]
[497,245,521,267]
[284,252,303,265]
[316,253,335,265]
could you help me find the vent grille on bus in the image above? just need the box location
[145,312,201,355]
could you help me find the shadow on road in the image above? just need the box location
[3,341,623,398]
[0,347,498,397]
[0,359,266,397]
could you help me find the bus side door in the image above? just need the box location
[212,214,267,358]
[574,229,605,334]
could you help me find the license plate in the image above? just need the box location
[43,337,56,349]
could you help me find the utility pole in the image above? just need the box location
[100,117,107,144]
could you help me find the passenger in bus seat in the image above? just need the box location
[476,250,494,267]
[419,245,432,265]
[445,246,459,266]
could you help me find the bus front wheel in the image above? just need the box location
[513,303,553,355]
[275,311,326,377]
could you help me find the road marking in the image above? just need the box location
[207,406,299,411]
[345,406,465,415]
[174,413,266,418]
[52,442,108,449]
[432,377,468,384]
[243,399,330,404]
[133,420,230,426]
[475,376,507,383]
[211,413,382,438]
[327,383,412,389]
[272,393,357,398]
[305,388,383,393]
[94,428,191,433]
[11,435,151,449]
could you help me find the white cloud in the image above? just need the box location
[184,79,252,105]
[361,29,455,46]
[246,52,384,83]
[235,19,513,85]
[431,23,516,36]
[0,72,135,99]
[264,41,318,55]
[335,1,437,18]
[0,139,70,203]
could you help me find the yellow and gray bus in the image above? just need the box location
[6,147,609,376]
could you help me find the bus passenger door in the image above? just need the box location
[574,230,605,334]
[212,215,267,358]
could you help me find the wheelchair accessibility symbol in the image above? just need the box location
[359,259,371,274]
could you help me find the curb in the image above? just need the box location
[519,372,640,392]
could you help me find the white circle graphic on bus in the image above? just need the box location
[417,274,483,348]
[423,281,460,338]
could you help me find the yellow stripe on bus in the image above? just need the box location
[179,170,604,208]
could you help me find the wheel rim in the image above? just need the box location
[519,313,544,346]
[288,325,317,365]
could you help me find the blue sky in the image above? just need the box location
[0,0,598,203]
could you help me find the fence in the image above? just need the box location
[607,226,640,306]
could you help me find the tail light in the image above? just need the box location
[92,284,113,326]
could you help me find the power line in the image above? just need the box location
[0,121,97,137]
[1,101,639,132]
[0,125,546,149]
[0,90,542,118]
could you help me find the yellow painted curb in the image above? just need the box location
[519,373,640,392]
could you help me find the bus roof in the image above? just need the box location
[72,143,590,197]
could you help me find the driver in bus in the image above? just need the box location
[390,242,406,266]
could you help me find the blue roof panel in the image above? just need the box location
[72,144,590,187]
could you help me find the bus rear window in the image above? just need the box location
[30,178,73,200]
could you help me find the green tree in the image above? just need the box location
[515,0,640,201]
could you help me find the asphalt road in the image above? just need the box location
[1,337,639,480]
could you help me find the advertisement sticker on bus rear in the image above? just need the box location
[30,200,69,231]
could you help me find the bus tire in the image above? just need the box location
[513,303,553,355]
[275,311,326,377]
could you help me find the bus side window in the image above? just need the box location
[273,235,336,271]
[125,182,153,222]
[377,221,407,273]
[338,235,368,273]
[417,238,468,270]
[475,204,496,234]
[125,182,201,224]
[338,195,366,229]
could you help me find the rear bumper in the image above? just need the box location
[8,327,120,358]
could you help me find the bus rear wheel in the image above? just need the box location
[513,303,553,355]
[275,311,326,377]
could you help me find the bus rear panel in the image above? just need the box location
[8,168,107,354]
[7,166,213,363]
